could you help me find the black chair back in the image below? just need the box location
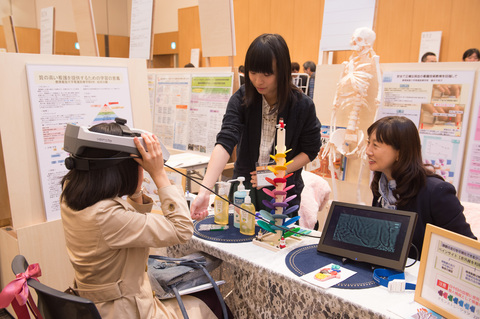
[11,255,102,319]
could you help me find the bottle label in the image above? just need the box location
[234,196,245,225]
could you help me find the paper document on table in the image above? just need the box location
[166,152,210,168]
[300,263,356,289]
[388,300,442,319]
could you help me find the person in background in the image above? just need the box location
[303,61,316,99]
[291,62,308,93]
[60,122,217,319]
[462,48,480,61]
[366,116,476,258]
[184,62,195,67]
[421,52,437,62]
[190,33,321,221]
[238,65,245,85]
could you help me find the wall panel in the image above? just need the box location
[374,0,415,63]
[55,31,79,55]
[15,27,40,54]
[290,0,323,67]
[410,0,453,62]
[270,0,295,46]
[153,32,178,55]
[232,0,249,67]
[108,35,129,58]
[178,6,202,67]
[447,0,480,62]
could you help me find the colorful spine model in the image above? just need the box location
[257,118,301,247]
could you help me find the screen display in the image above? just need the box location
[318,201,417,271]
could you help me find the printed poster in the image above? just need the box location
[188,75,232,154]
[460,79,480,203]
[379,70,475,190]
[419,233,480,318]
[151,72,233,155]
[152,73,191,149]
[26,64,133,221]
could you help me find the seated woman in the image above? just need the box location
[60,122,217,319]
[366,116,477,258]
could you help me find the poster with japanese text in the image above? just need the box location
[379,70,475,190]
[151,72,233,154]
[188,75,232,154]
[460,78,480,203]
[415,224,480,319]
[26,64,133,221]
[152,73,191,149]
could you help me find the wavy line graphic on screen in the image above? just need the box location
[91,102,122,125]
[332,214,401,253]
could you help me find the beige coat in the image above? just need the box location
[61,185,216,319]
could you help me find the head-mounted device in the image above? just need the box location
[63,118,169,170]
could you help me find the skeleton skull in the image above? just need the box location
[350,27,376,51]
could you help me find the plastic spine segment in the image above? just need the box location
[257,118,301,244]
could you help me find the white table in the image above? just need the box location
[168,229,420,319]
[165,152,210,192]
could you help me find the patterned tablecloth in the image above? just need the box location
[167,230,419,319]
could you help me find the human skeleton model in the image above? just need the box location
[321,27,382,202]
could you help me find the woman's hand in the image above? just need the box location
[190,190,210,220]
[133,133,170,189]
[250,170,260,189]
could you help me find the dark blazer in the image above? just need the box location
[373,176,477,259]
[216,86,321,208]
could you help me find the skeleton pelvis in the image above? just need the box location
[329,128,365,158]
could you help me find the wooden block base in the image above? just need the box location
[252,232,303,252]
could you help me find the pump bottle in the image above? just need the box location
[240,190,256,235]
[233,177,246,228]
[214,182,230,225]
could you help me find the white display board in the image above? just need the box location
[377,70,475,189]
[418,31,442,62]
[129,0,154,60]
[320,0,376,51]
[40,6,55,55]
[150,72,233,155]
[198,0,236,57]
[190,48,200,67]
[26,64,133,221]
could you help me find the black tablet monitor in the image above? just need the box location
[317,201,418,271]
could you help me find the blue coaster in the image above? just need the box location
[193,214,259,243]
[285,244,378,289]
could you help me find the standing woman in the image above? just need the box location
[190,33,321,221]
[366,116,476,258]
[60,122,217,319]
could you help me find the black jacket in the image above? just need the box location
[216,86,321,208]
[373,176,477,258]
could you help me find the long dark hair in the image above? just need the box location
[463,48,480,61]
[61,122,139,211]
[243,33,300,113]
[368,116,438,207]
